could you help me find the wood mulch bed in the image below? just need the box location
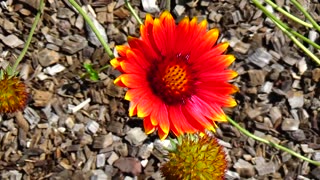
[0,0,320,179]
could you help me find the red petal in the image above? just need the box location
[140,14,154,43]
[125,88,149,116]
[183,18,208,54]
[211,42,229,55]
[202,28,219,47]
[116,45,129,57]
[197,89,237,107]
[159,11,175,56]
[144,116,156,134]
[114,76,126,87]
[153,18,167,56]
[184,96,217,131]
[110,58,120,68]
[198,70,238,81]
[150,102,169,137]
[158,127,168,140]
[126,49,151,71]
[128,101,138,116]
[116,74,147,88]
[209,103,228,122]
[120,60,145,75]
[140,14,161,55]
[137,92,158,118]
[190,19,207,42]
[111,56,128,72]
[128,36,158,61]
[181,106,207,132]
[175,17,190,54]
[189,96,228,122]
[192,54,236,71]
[198,81,239,95]
[192,28,219,58]
[190,18,207,39]
[125,88,140,101]
[168,106,197,136]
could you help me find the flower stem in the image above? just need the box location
[251,0,320,65]
[264,0,312,28]
[227,116,320,166]
[125,0,143,25]
[290,0,320,32]
[98,64,110,72]
[68,0,114,59]
[12,0,44,75]
[166,0,171,11]
[292,30,320,50]
[274,20,320,65]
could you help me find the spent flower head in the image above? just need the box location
[112,11,237,139]
[0,69,28,114]
[161,133,227,179]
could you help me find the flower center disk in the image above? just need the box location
[163,65,188,93]
[148,56,193,105]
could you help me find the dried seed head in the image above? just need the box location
[161,134,227,180]
[0,74,28,114]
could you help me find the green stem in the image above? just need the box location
[98,64,110,72]
[166,0,171,11]
[68,0,114,59]
[251,0,290,31]
[125,0,143,25]
[12,0,44,75]
[264,0,312,28]
[274,20,320,65]
[290,0,320,32]
[251,0,320,65]
[227,116,320,166]
[292,30,320,50]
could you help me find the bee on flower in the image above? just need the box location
[112,11,238,139]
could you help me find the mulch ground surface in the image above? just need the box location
[1,0,320,179]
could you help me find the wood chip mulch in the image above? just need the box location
[0,0,320,179]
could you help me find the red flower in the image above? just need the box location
[111,11,238,139]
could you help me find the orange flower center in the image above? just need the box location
[162,65,188,93]
[148,54,194,105]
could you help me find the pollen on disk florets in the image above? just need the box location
[160,134,227,180]
[0,74,28,114]
[147,54,194,105]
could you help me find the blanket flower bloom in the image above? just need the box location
[111,11,238,139]
[0,73,28,114]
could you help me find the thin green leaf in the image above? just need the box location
[84,63,99,81]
